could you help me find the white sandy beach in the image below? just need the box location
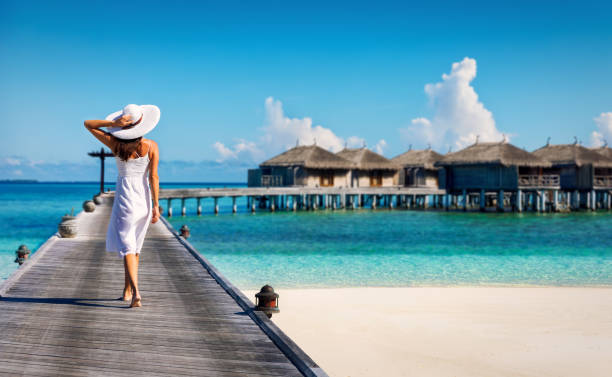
[245,287,612,377]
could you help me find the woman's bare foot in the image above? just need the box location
[130,295,142,308]
[121,288,132,301]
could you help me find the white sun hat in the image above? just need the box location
[105,104,161,140]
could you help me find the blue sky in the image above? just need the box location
[1,0,611,181]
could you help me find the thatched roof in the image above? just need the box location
[391,149,444,169]
[533,144,612,168]
[436,142,551,167]
[336,148,399,170]
[591,146,612,160]
[260,145,355,169]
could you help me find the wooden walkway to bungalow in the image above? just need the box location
[0,198,326,377]
[160,186,447,215]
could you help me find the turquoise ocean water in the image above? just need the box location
[2,183,612,289]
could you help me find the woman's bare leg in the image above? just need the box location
[122,258,132,301]
[125,253,141,307]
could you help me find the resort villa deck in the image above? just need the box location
[392,148,443,189]
[156,142,612,215]
[247,145,354,188]
[435,141,561,212]
[533,143,612,209]
[336,147,399,187]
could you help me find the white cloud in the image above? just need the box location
[591,112,612,147]
[262,97,345,152]
[213,142,237,161]
[214,97,386,163]
[213,139,264,163]
[374,139,387,155]
[3,157,22,166]
[401,57,505,151]
[346,136,365,148]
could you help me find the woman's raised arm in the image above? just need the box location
[84,116,132,149]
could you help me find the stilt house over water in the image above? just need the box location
[391,147,444,188]
[336,147,399,187]
[435,141,560,211]
[532,142,612,209]
[247,144,355,187]
[591,144,612,159]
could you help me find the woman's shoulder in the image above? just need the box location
[142,138,158,150]
[141,138,158,159]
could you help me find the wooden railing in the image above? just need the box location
[594,175,612,188]
[261,175,283,187]
[518,174,560,187]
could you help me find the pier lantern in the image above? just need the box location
[14,244,31,266]
[179,225,190,238]
[255,285,279,318]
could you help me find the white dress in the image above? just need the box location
[106,153,152,257]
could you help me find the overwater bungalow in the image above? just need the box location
[532,143,612,209]
[336,147,399,187]
[247,145,354,188]
[435,141,560,212]
[391,147,443,188]
[591,144,612,159]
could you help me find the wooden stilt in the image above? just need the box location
[197,198,202,216]
[214,197,219,214]
[181,198,186,216]
[167,198,173,217]
[480,189,485,212]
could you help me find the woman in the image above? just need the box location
[84,104,161,308]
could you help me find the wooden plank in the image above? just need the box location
[0,199,325,377]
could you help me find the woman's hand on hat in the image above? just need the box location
[112,115,133,128]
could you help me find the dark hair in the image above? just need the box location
[113,137,143,161]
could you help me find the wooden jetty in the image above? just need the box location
[159,186,448,216]
[0,196,327,377]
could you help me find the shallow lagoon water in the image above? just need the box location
[2,182,611,289]
[169,207,612,289]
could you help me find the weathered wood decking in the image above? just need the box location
[0,199,326,377]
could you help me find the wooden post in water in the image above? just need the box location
[88,148,114,194]
[167,198,173,217]
[480,189,485,212]
[232,197,237,213]
[197,198,202,215]
[214,197,219,214]
[553,190,559,212]
[181,198,186,216]
[516,189,523,212]
[497,190,504,212]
